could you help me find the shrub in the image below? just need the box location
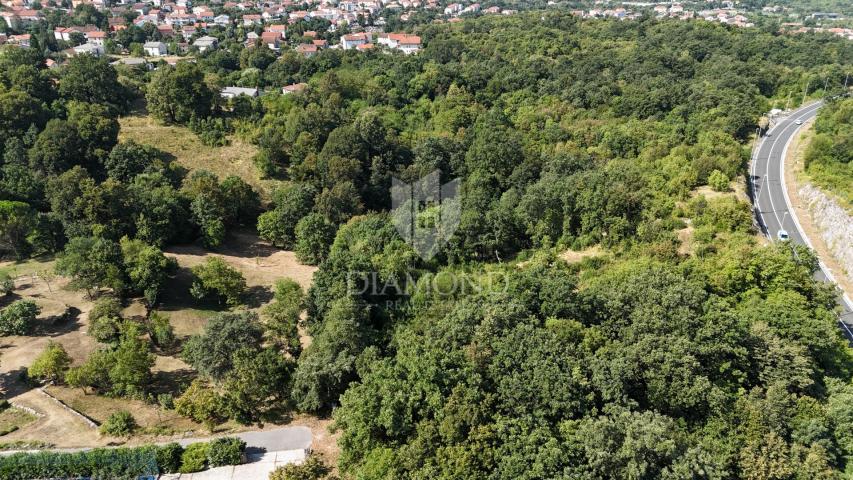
[100,410,137,437]
[28,341,71,383]
[269,454,331,480]
[190,257,246,306]
[0,300,40,336]
[0,271,13,296]
[0,447,159,479]
[148,311,175,349]
[154,443,183,474]
[179,442,210,473]
[207,437,246,467]
[88,296,123,344]
[708,169,730,192]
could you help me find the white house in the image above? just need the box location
[341,32,370,49]
[73,42,105,56]
[221,87,259,99]
[143,41,168,56]
[193,35,218,52]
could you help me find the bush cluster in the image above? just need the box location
[0,437,245,479]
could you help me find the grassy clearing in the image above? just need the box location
[0,407,38,436]
[118,114,278,200]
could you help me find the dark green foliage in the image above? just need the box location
[0,447,159,480]
[221,347,295,425]
[294,213,336,266]
[59,54,129,113]
[206,437,245,467]
[181,311,263,380]
[154,443,183,474]
[87,296,123,344]
[146,62,214,125]
[257,183,315,249]
[106,141,163,183]
[55,236,125,296]
[0,200,36,259]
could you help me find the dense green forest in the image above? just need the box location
[806,97,853,208]
[2,11,853,478]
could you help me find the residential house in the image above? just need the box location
[193,35,218,52]
[73,42,105,56]
[8,33,30,47]
[261,31,281,50]
[341,32,369,49]
[221,86,259,98]
[86,30,107,46]
[181,25,197,40]
[282,82,307,94]
[377,32,420,53]
[242,14,262,25]
[143,41,168,56]
[213,14,230,25]
[295,43,317,57]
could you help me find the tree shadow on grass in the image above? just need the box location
[244,285,273,309]
[150,368,197,397]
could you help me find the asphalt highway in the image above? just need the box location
[751,101,853,341]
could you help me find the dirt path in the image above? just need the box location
[3,389,103,448]
[784,118,853,301]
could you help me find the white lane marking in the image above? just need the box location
[777,104,853,314]
[757,103,823,241]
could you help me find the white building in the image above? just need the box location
[143,41,168,56]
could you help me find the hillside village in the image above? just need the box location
[2,0,851,80]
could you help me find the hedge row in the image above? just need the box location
[0,437,245,480]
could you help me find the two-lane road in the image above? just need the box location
[751,101,853,340]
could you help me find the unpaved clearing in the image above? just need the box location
[0,232,325,450]
[118,114,278,200]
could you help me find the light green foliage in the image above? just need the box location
[269,454,331,480]
[87,296,123,344]
[28,341,71,383]
[0,300,39,336]
[189,257,246,306]
[806,98,853,208]
[179,442,210,473]
[99,410,137,437]
[147,311,175,350]
[174,380,225,431]
[262,279,304,355]
[0,270,12,296]
[708,169,730,192]
[66,323,154,397]
[120,237,176,305]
